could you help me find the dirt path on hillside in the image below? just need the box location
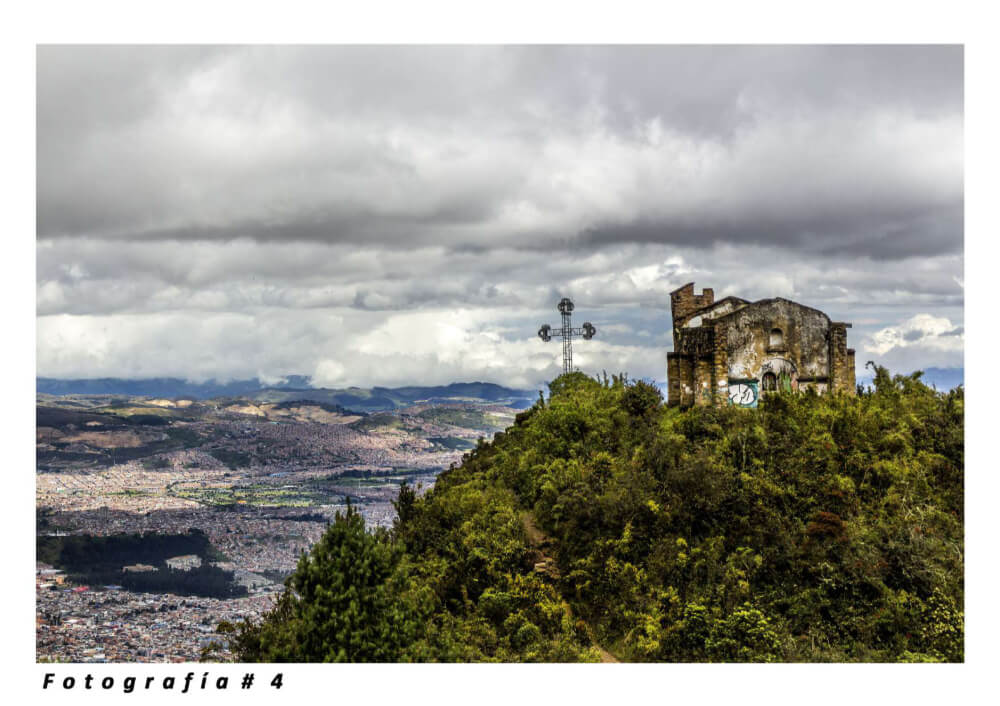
[520,511,620,663]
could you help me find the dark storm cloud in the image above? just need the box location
[37,45,963,262]
[581,203,963,260]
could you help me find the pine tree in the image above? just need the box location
[230,504,417,662]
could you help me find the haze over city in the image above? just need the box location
[36,45,964,388]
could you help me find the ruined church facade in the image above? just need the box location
[666,283,855,408]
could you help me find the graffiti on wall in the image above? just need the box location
[728,381,759,408]
[760,358,798,393]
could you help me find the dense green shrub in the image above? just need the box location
[226,366,963,662]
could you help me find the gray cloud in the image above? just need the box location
[38,46,962,257]
[36,46,963,386]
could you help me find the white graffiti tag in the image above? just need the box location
[728,383,758,407]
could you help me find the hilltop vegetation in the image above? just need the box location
[222,366,963,662]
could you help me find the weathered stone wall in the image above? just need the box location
[666,353,681,405]
[666,285,854,407]
[694,356,714,406]
[680,357,695,407]
[711,323,730,406]
[670,283,715,324]
[668,353,698,407]
[829,323,856,393]
[676,325,716,357]
[722,299,831,382]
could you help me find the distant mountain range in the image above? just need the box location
[37,376,313,400]
[36,366,963,413]
[36,376,539,412]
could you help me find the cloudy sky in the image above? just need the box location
[36,45,963,389]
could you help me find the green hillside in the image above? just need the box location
[220,366,963,662]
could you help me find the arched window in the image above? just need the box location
[769,328,784,347]
[762,372,778,391]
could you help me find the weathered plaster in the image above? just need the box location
[682,297,749,328]
[721,299,830,381]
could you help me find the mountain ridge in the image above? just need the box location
[36,377,538,412]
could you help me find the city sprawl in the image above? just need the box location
[36,393,524,662]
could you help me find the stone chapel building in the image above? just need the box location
[666,283,855,408]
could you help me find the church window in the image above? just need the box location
[770,328,784,347]
[762,372,778,391]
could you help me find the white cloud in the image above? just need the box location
[312,359,347,387]
[862,313,964,372]
[36,304,672,389]
[865,314,964,356]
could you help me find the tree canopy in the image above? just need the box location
[224,367,963,662]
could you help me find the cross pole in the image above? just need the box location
[538,297,596,374]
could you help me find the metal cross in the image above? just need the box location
[538,297,596,374]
